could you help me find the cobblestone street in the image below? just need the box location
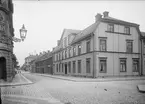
[1,73,62,104]
[1,73,145,104]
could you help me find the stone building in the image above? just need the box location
[0,0,15,81]
[53,11,144,78]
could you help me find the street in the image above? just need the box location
[1,73,145,104]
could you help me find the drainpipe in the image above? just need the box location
[140,39,144,76]
[93,33,96,78]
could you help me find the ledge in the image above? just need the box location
[105,31,131,35]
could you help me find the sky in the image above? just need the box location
[13,0,145,66]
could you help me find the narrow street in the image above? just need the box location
[2,73,145,104]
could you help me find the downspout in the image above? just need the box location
[93,33,96,78]
[140,39,143,76]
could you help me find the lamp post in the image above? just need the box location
[13,24,27,42]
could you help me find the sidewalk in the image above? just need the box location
[30,73,145,82]
[0,73,33,87]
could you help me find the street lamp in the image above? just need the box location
[13,24,27,42]
[20,24,27,41]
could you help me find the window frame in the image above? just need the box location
[78,60,81,73]
[126,40,133,53]
[99,37,107,51]
[78,44,81,55]
[86,40,91,53]
[107,23,114,32]
[124,26,130,34]
[73,61,76,73]
[99,57,107,73]
[120,58,127,72]
[132,58,139,72]
[86,58,91,73]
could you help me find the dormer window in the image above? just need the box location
[107,24,114,32]
[124,26,130,34]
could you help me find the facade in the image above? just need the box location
[35,52,53,74]
[0,0,15,81]
[53,11,144,78]
[24,55,38,71]
[141,32,145,75]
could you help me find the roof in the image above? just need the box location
[72,21,100,44]
[141,32,145,37]
[101,16,139,27]
[53,29,81,53]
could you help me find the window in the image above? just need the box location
[69,48,71,57]
[73,61,76,73]
[64,37,67,47]
[99,38,107,51]
[86,40,91,52]
[107,24,114,32]
[62,51,64,59]
[132,59,139,72]
[124,27,130,34]
[78,44,81,55]
[62,63,64,72]
[73,46,76,56]
[59,53,61,60]
[68,62,71,73]
[126,40,133,53]
[78,60,81,73]
[59,63,61,72]
[120,58,127,72]
[99,58,107,73]
[56,64,59,72]
[86,58,91,73]
[65,50,67,58]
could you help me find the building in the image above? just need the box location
[24,54,38,71]
[141,32,145,75]
[0,0,15,81]
[53,11,144,78]
[35,52,53,74]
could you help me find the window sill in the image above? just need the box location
[105,31,131,35]
[99,71,107,73]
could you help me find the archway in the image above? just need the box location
[0,57,7,80]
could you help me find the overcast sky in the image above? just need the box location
[13,0,145,66]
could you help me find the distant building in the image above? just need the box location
[24,55,38,71]
[53,11,144,78]
[35,52,53,74]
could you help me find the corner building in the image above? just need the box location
[0,0,15,81]
[53,11,144,78]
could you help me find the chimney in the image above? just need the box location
[103,11,109,17]
[57,40,60,46]
[95,13,102,22]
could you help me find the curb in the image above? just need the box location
[137,85,145,93]
[0,74,33,87]
[31,73,145,82]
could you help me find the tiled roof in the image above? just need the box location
[72,21,100,44]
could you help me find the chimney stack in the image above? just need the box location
[103,11,109,17]
[95,13,102,22]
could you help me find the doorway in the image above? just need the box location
[65,63,67,74]
[0,57,7,80]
